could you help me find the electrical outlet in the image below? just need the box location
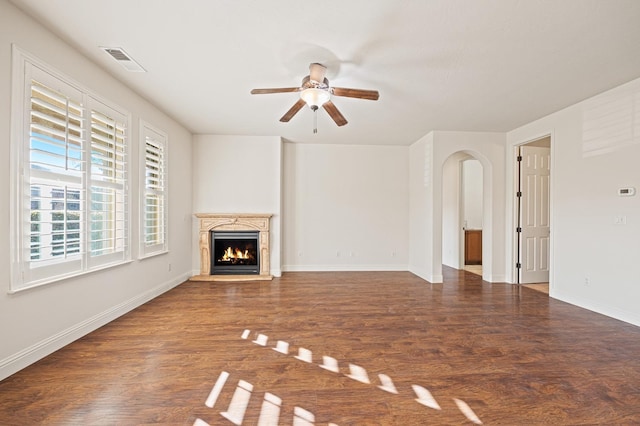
[168,263,172,272]
[584,277,589,286]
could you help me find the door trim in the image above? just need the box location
[511,134,554,289]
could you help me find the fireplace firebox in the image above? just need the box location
[211,230,260,275]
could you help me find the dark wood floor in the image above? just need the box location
[1,269,640,425]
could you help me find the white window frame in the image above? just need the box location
[139,120,169,258]
[9,46,131,293]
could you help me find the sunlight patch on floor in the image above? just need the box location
[198,329,486,425]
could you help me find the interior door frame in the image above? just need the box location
[511,134,554,287]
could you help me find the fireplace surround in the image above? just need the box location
[192,213,273,281]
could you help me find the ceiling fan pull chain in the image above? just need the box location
[313,107,318,134]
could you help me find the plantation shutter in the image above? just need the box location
[141,123,168,257]
[88,102,129,267]
[22,66,85,286]
[12,54,131,291]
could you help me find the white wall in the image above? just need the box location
[441,153,464,269]
[282,142,409,271]
[463,159,483,230]
[0,0,194,380]
[409,134,435,281]
[192,135,282,276]
[410,131,506,283]
[507,77,640,326]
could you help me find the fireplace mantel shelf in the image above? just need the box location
[191,213,273,282]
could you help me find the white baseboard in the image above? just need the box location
[0,272,191,381]
[282,264,408,272]
[552,291,640,328]
[407,266,443,283]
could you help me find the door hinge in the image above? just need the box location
[516,262,521,269]
[516,191,522,197]
[516,227,522,233]
[517,155,522,162]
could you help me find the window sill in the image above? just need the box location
[138,249,169,261]
[9,259,134,295]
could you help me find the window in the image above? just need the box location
[10,48,130,291]
[89,107,128,262]
[140,122,168,257]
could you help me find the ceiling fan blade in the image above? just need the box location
[322,101,348,127]
[309,63,327,83]
[331,87,380,101]
[280,99,307,122]
[251,87,300,95]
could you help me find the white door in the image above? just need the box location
[518,146,550,284]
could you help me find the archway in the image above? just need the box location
[441,150,492,282]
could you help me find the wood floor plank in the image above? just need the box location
[1,269,640,424]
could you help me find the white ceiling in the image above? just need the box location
[10,0,640,146]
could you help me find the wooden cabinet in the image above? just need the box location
[464,230,482,265]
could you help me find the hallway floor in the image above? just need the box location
[464,265,550,294]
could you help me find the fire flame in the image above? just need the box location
[222,246,250,261]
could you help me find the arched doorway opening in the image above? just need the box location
[441,151,489,280]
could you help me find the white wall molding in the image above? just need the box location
[551,292,640,328]
[282,264,408,272]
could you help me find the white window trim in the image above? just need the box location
[9,45,132,293]
[139,120,169,259]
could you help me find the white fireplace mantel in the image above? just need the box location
[192,213,273,281]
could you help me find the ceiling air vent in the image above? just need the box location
[100,47,146,72]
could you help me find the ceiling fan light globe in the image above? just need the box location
[300,88,330,108]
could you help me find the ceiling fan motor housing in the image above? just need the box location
[301,75,329,89]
